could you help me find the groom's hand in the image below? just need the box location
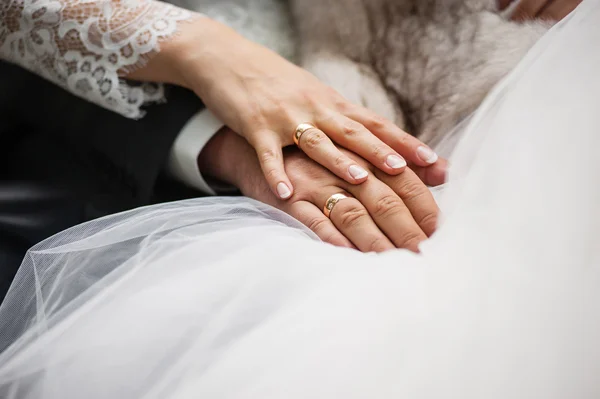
[499,0,583,21]
[199,128,443,253]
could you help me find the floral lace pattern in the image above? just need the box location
[0,0,192,118]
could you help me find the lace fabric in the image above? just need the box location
[0,0,192,118]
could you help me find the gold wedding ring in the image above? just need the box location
[293,123,317,146]
[323,193,349,218]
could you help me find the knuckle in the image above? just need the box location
[341,121,365,138]
[417,211,438,230]
[395,133,412,147]
[321,232,343,246]
[335,98,354,113]
[316,227,347,247]
[370,144,386,160]
[333,154,348,168]
[259,147,281,164]
[318,112,336,126]
[337,205,368,229]
[306,216,329,235]
[302,129,327,150]
[398,179,429,202]
[391,128,413,146]
[397,230,425,250]
[373,194,405,218]
[369,114,390,130]
[264,167,280,182]
[366,236,390,253]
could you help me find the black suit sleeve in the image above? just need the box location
[1,61,205,212]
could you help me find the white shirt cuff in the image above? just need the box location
[167,109,225,195]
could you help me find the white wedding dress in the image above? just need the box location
[0,1,599,398]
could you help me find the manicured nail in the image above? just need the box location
[277,182,292,199]
[386,154,407,169]
[417,146,439,164]
[348,165,368,180]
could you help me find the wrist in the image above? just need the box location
[125,12,221,89]
[168,18,253,99]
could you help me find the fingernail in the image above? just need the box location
[386,154,407,169]
[277,182,292,199]
[348,165,368,180]
[417,146,439,164]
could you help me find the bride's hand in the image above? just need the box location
[131,16,442,200]
[201,128,444,253]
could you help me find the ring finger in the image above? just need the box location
[313,190,394,253]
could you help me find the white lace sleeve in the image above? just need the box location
[0,0,193,118]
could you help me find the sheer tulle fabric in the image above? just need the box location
[0,1,600,398]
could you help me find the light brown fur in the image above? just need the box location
[290,0,549,146]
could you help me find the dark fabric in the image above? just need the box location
[0,61,205,302]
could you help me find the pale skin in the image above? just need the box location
[199,127,447,253]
